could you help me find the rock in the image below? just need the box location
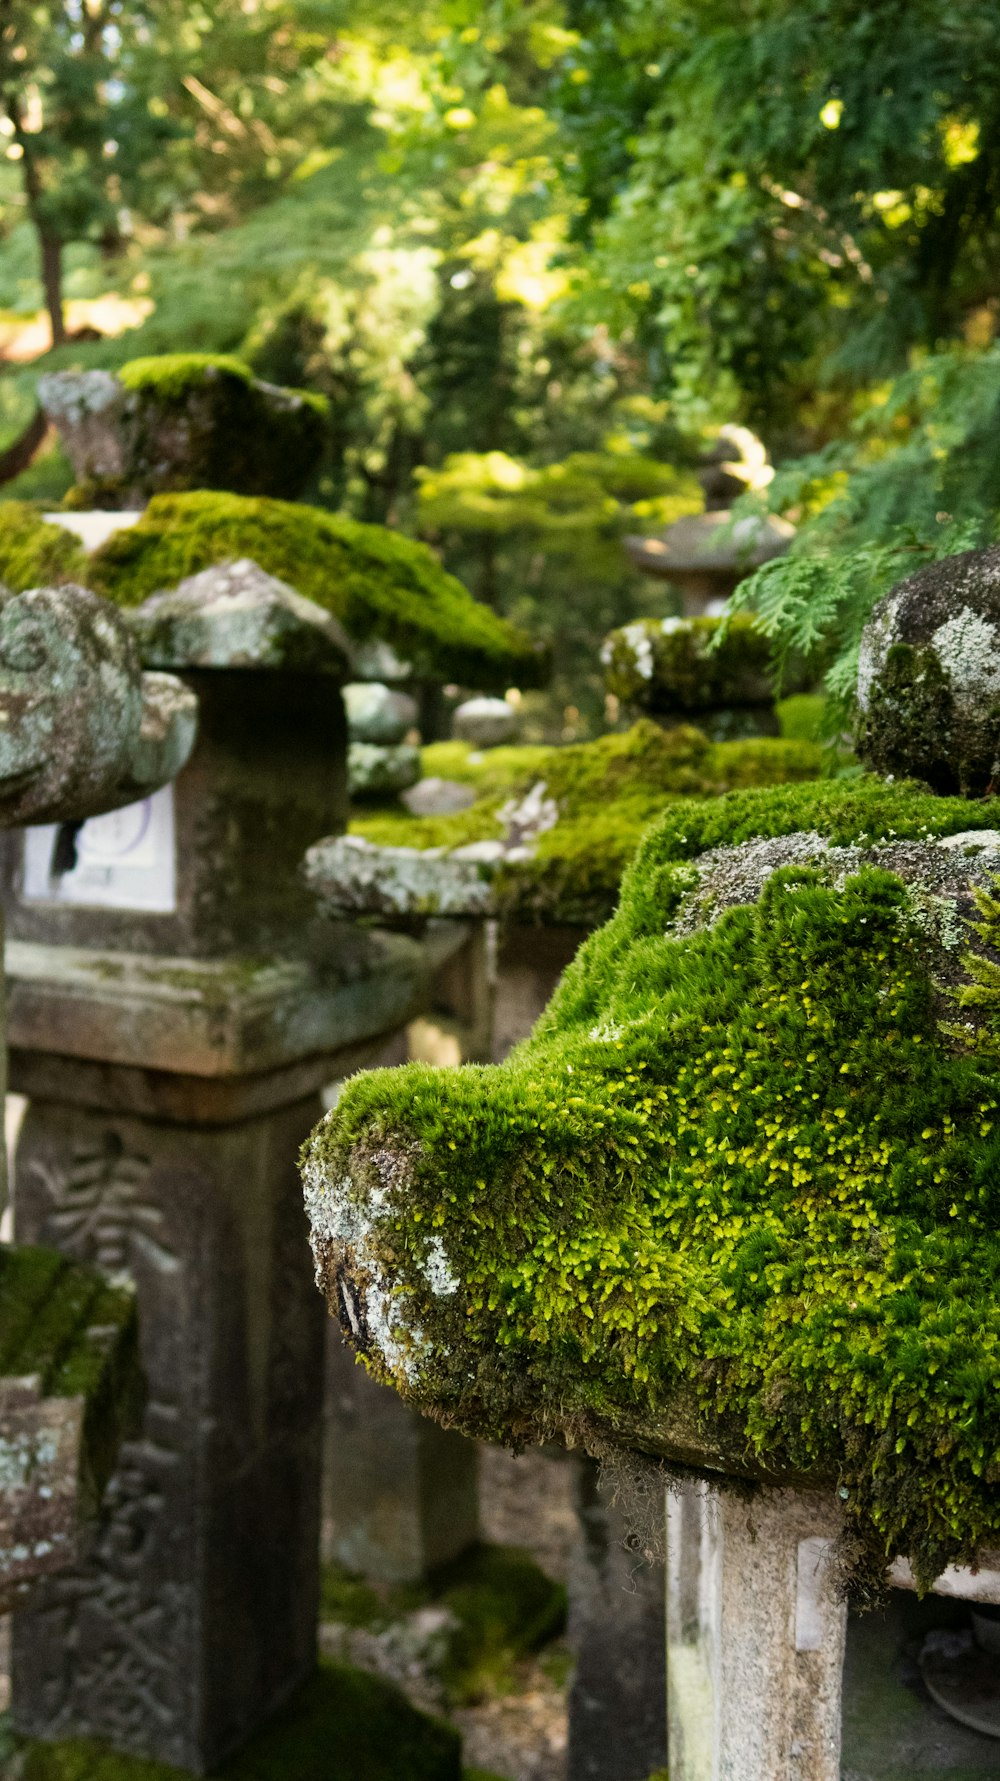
[38,355,328,506]
[351,639,414,684]
[401,778,477,817]
[344,681,419,746]
[304,834,496,920]
[857,544,1000,795]
[348,742,422,799]
[601,613,780,737]
[129,557,352,678]
[453,696,518,748]
[0,584,197,825]
[624,511,793,617]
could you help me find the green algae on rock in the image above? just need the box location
[302,774,1000,1589]
[857,543,1000,796]
[341,720,824,928]
[40,356,328,506]
[601,613,779,738]
[0,502,89,592]
[88,491,546,691]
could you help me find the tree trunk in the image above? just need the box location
[0,409,47,486]
[38,230,66,348]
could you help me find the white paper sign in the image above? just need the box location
[23,784,177,913]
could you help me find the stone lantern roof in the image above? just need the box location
[301,544,1000,1594]
[128,556,353,678]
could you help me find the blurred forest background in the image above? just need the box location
[3,0,1000,737]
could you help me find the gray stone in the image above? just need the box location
[39,364,326,505]
[625,509,794,617]
[452,696,518,747]
[323,1329,478,1585]
[304,834,496,921]
[856,544,1000,795]
[348,741,421,798]
[567,1461,667,1781]
[131,558,352,678]
[401,777,477,817]
[344,681,418,746]
[0,584,197,827]
[12,1091,325,1773]
[666,1481,845,1781]
[351,638,413,684]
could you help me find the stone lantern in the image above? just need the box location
[2,559,438,1773]
[0,578,194,1613]
[300,543,1000,1779]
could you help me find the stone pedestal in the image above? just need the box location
[11,1081,324,1773]
[323,1329,478,1585]
[567,1460,667,1781]
[666,1481,845,1781]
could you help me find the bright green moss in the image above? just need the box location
[0,1244,139,1511]
[89,491,545,691]
[118,353,258,399]
[352,721,824,926]
[0,502,88,591]
[16,1662,462,1781]
[305,776,1000,1591]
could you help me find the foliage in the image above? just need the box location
[0,500,87,591]
[87,491,545,690]
[16,1661,462,1781]
[352,719,824,925]
[307,776,1000,1590]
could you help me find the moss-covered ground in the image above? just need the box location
[9,1663,462,1781]
[306,775,1000,1593]
[351,718,824,926]
[0,501,88,592]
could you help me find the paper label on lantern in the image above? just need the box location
[23,784,177,913]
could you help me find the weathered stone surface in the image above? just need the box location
[857,544,1000,795]
[323,1330,478,1585]
[567,1462,667,1781]
[0,1248,140,1613]
[344,681,418,746]
[0,584,196,826]
[305,834,496,920]
[39,358,327,505]
[400,777,477,817]
[452,696,518,748]
[666,1482,845,1781]
[12,1093,325,1772]
[601,613,779,738]
[348,741,421,799]
[130,558,352,678]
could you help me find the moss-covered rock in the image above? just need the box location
[303,775,1000,1590]
[86,491,546,692]
[39,356,328,505]
[601,614,779,738]
[857,544,1000,795]
[0,502,89,592]
[342,720,823,928]
[15,1660,462,1781]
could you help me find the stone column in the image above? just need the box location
[567,1459,668,1781]
[3,563,433,1772]
[666,1480,846,1781]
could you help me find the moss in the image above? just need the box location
[0,1244,140,1512]
[777,693,828,743]
[435,1546,566,1704]
[117,353,325,422]
[89,491,545,691]
[17,1661,462,1781]
[352,721,824,927]
[602,614,777,734]
[0,502,89,591]
[859,640,973,794]
[305,775,1000,1592]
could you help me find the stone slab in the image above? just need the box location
[4,932,431,1078]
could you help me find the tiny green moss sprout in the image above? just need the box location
[89,491,545,690]
[305,776,1000,1590]
[0,502,88,591]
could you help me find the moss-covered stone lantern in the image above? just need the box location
[302,544,1000,1780]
